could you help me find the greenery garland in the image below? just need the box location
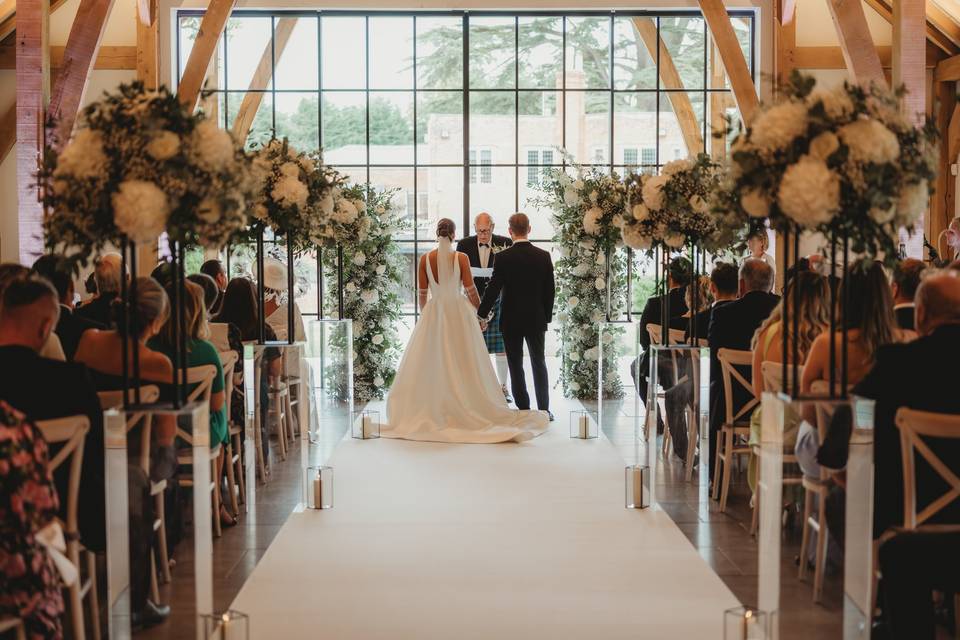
[538,164,628,400]
[322,185,407,402]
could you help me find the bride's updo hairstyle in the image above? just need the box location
[437,218,456,241]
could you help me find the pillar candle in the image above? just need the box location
[362,414,374,438]
[313,476,322,509]
[578,414,589,438]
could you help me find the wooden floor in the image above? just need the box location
[132,399,844,640]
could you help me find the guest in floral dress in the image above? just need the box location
[0,400,65,639]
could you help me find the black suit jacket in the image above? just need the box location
[852,324,960,537]
[57,305,104,361]
[639,287,688,351]
[894,304,916,332]
[685,299,733,344]
[0,345,106,551]
[707,291,780,431]
[457,234,512,298]
[75,291,117,328]
[477,241,555,335]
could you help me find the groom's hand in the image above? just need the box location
[478,317,488,331]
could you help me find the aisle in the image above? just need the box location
[231,420,739,638]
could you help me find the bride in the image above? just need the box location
[383,218,549,443]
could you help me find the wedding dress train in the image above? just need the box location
[383,238,549,443]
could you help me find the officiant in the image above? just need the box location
[458,212,513,401]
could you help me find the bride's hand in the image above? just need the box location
[479,318,488,332]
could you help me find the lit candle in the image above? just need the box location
[741,609,752,640]
[313,475,322,510]
[362,414,374,438]
[578,414,590,438]
[221,613,231,639]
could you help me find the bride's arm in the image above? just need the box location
[459,253,481,309]
[418,254,429,310]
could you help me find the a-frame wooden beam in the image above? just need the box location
[780,0,796,27]
[630,17,704,156]
[826,0,886,86]
[177,0,236,112]
[697,0,759,125]
[15,0,48,264]
[893,0,927,124]
[0,0,66,43]
[0,103,14,162]
[232,16,297,141]
[863,0,960,56]
[47,0,116,147]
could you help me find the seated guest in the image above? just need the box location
[200,259,227,315]
[879,531,960,639]
[31,254,104,360]
[0,400,66,639]
[890,258,925,331]
[686,262,737,344]
[187,272,220,315]
[682,275,714,343]
[263,257,306,342]
[76,252,123,327]
[744,228,776,275]
[707,258,778,476]
[150,260,174,289]
[149,280,235,526]
[0,264,65,361]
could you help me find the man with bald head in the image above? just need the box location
[852,271,960,636]
[458,212,513,400]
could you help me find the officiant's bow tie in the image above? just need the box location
[479,243,489,248]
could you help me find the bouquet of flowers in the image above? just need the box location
[616,170,662,252]
[41,81,256,268]
[537,162,627,400]
[249,139,344,251]
[310,182,372,248]
[711,72,938,260]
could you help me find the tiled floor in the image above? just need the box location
[134,367,844,639]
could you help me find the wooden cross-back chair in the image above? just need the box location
[217,351,243,516]
[175,365,223,538]
[712,348,757,513]
[36,415,97,640]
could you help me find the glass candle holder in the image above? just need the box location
[624,464,650,509]
[352,409,380,440]
[201,610,249,639]
[305,465,333,510]
[569,410,597,439]
[723,606,770,639]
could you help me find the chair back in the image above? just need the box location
[97,386,161,471]
[35,416,90,539]
[895,408,960,531]
[646,324,662,345]
[219,351,239,425]
[96,385,161,410]
[717,348,756,424]
[209,323,231,353]
[175,365,218,445]
[761,361,804,394]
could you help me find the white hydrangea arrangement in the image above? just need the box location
[322,186,407,401]
[711,72,938,260]
[249,139,345,251]
[41,82,256,267]
[537,163,627,400]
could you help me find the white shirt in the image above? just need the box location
[479,243,491,269]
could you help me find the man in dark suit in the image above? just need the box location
[32,254,104,360]
[76,252,124,327]
[458,212,513,400]
[200,258,228,315]
[478,213,555,420]
[0,277,168,628]
[707,258,779,476]
[685,261,738,343]
[890,258,925,332]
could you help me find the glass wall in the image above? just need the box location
[176,10,756,318]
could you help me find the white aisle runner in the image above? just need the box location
[231,424,739,639]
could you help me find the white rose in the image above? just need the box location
[299,155,315,174]
[191,120,236,172]
[345,282,357,293]
[568,296,580,308]
[582,207,603,235]
[146,131,181,161]
[662,158,692,175]
[569,381,581,391]
[335,199,358,223]
[740,190,771,219]
[837,119,900,165]
[372,334,384,345]
[602,332,615,344]
[664,232,686,249]
[279,162,300,178]
[373,376,385,387]
[197,197,222,223]
[353,198,367,213]
[584,347,599,361]
[622,223,652,251]
[642,174,669,211]
[689,194,709,214]
[777,156,840,227]
[353,252,367,266]
[361,290,380,304]
[808,131,840,162]
[573,179,584,190]
[55,129,108,179]
[612,214,625,229]
[271,175,308,209]
[594,276,605,290]
[375,265,386,275]
[112,179,170,244]
[749,101,809,153]
[568,351,580,362]
[563,188,579,207]
[318,193,335,215]
[632,203,650,222]
[572,263,591,277]
[806,87,854,120]
[596,252,606,265]
[895,180,928,227]
[869,204,896,225]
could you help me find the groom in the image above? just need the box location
[477,213,556,421]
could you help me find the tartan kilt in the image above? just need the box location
[483,298,505,353]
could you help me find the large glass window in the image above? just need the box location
[176,10,756,318]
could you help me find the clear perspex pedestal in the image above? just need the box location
[103,400,213,640]
[645,344,710,505]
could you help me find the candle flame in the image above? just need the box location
[744,610,753,620]
[222,613,230,623]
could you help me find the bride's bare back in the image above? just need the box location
[418,249,480,310]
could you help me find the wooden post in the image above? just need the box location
[893,0,927,124]
[136,0,159,275]
[15,0,48,265]
[698,0,759,125]
[776,0,796,93]
[931,82,957,254]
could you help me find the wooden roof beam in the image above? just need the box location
[232,17,297,142]
[177,0,236,112]
[826,0,886,87]
[863,0,960,55]
[0,42,136,69]
[697,0,759,125]
[0,0,66,44]
[630,17,704,157]
[894,0,927,124]
[0,103,14,163]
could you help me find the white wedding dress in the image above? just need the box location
[383,238,549,443]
